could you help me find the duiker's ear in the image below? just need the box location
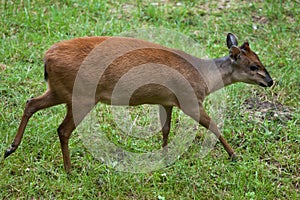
[227,33,238,49]
[229,46,241,61]
[241,41,250,52]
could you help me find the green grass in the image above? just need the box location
[1,0,299,199]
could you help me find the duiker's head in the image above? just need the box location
[227,33,273,87]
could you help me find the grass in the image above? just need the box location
[0,0,299,199]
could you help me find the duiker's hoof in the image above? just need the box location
[230,153,239,162]
[4,146,16,159]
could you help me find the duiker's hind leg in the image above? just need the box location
[57,103,94,173]
[4,90,62,158]
[57,105,75,173]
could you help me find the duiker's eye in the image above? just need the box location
[250,65,259,71]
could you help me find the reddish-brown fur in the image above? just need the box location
[5,33,273,173]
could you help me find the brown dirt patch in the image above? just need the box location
[242,97,293,124]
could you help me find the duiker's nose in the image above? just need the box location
[265,70,273,87]
[267,79,273,87]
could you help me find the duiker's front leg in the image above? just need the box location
[185,106,236,159]
[159,105,173,148]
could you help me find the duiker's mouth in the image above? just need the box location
[259,82,268,87]
[259,79,273,87]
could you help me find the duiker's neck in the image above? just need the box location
[213,56,236,86]
[194,56,235,94]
